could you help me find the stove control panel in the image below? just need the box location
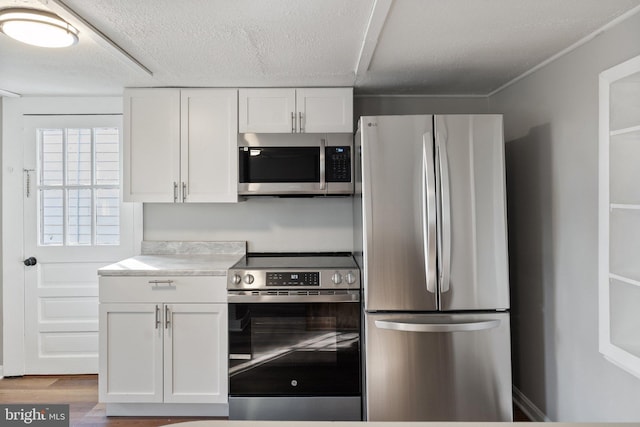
[228,268,360,290]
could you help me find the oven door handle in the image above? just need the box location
[227,292,360,303]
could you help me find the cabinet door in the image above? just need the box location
[238,88,296,133]
[99,303,163,403]
[124,89,180,202]
[180,89,238,203]
[297,88,353,133]
[163,303,228,404]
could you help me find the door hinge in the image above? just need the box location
[23,169,35,198]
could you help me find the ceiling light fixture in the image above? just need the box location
[0,8,79,48]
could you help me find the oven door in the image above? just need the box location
[228,300,360,397]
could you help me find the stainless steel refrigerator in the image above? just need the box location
[354,114,512,421]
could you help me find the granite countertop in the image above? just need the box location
[98,241,245,277]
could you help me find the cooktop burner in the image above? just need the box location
[233,252,358,270]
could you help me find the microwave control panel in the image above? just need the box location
[325,146,351,182]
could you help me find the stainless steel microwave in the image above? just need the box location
[238,133,353,196]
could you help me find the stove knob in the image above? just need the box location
[231,274,242,285]
[331,272,343,285]
[346,272,357,285]
[243,274,255,285]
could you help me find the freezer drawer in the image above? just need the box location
[364,312,512,421]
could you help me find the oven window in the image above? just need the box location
[238,147,320,183]
[229,302,360,396]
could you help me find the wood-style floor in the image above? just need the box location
[0,375,219,426]
[0,375,530,426]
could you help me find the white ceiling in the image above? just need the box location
[1,0,640,97]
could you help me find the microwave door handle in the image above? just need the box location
[319,138,326,190]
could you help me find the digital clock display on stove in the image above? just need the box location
[266,272,320,286]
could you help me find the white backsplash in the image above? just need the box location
[143,196,354,253]
[141,240,246,255]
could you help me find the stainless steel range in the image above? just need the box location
[227,253,361,421]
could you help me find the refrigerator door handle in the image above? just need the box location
[374,318,500,333]
[436,127,452,293]
[422,133,437,294]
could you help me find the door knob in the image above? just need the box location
[23,257,37,266]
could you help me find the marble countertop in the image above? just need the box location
[98,253,244,276]
[98,241,245,276]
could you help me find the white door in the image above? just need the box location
[23,115,139,374]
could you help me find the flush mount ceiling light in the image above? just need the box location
[0,7,79,48]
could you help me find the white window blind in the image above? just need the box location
[38,127,120,246]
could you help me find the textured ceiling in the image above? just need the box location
[1,0,639,96]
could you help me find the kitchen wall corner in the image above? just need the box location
[489,9,640,422]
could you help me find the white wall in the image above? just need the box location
[489,11,640,422]
[144,198,354,253]
[355,95,489,118]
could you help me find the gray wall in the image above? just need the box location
[489,11,640,422]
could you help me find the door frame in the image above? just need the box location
[2,97,143,376]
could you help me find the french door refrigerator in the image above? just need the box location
[354,115,512,421]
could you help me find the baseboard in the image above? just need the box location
[105,403,228,417]
[513,386,551,422]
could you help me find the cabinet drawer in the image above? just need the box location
[100,276,227,303]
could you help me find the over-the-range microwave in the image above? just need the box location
[238,133,353,196]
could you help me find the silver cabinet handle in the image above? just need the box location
[182,182,187,202]
[319,138,326,190]
[375,319,500,333]
[165,305,171,329]
[299,112,304,133]
[149,279,175,288]
[173,182,178,202]
[291,112,296,133]
[422,132,437,294]
[155,304,161,329]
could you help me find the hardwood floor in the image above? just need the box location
[0,375,219,427]
[0,375,530,425]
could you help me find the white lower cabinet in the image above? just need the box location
[99,276,228,415]
[164,303,227,404]
[100,303,163,403]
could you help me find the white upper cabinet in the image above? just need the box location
[296,88,353,133]
[238,87,353,133]
[124,88,238,203]
[238,88,296,133]
[124,89,181,202]
[180,89,238,203]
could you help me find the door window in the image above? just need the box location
[38,127,121,246]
